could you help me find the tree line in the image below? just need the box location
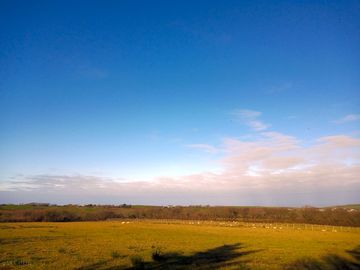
[0,204,359,226]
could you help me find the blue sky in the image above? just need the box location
[0,0,359,205]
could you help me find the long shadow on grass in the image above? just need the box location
[77,243,257,270]
[119,243,259,270]
[284,245,360,270]
[75,258,127,270]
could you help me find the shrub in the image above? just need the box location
[151,248,164,261]
[13,258,29,265]
[111,251,121,259]
[130,255,145,269]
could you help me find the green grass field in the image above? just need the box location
[1,220,359,269]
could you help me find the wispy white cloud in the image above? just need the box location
[2,110,360,206]
[333,114,360,124]
[248,121,270,131]
[2,131,359,206]
[231,109,270,131]
[186,144,219,154]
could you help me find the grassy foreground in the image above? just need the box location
[0,221,359,270]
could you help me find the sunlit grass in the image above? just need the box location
[0,221,359,269]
